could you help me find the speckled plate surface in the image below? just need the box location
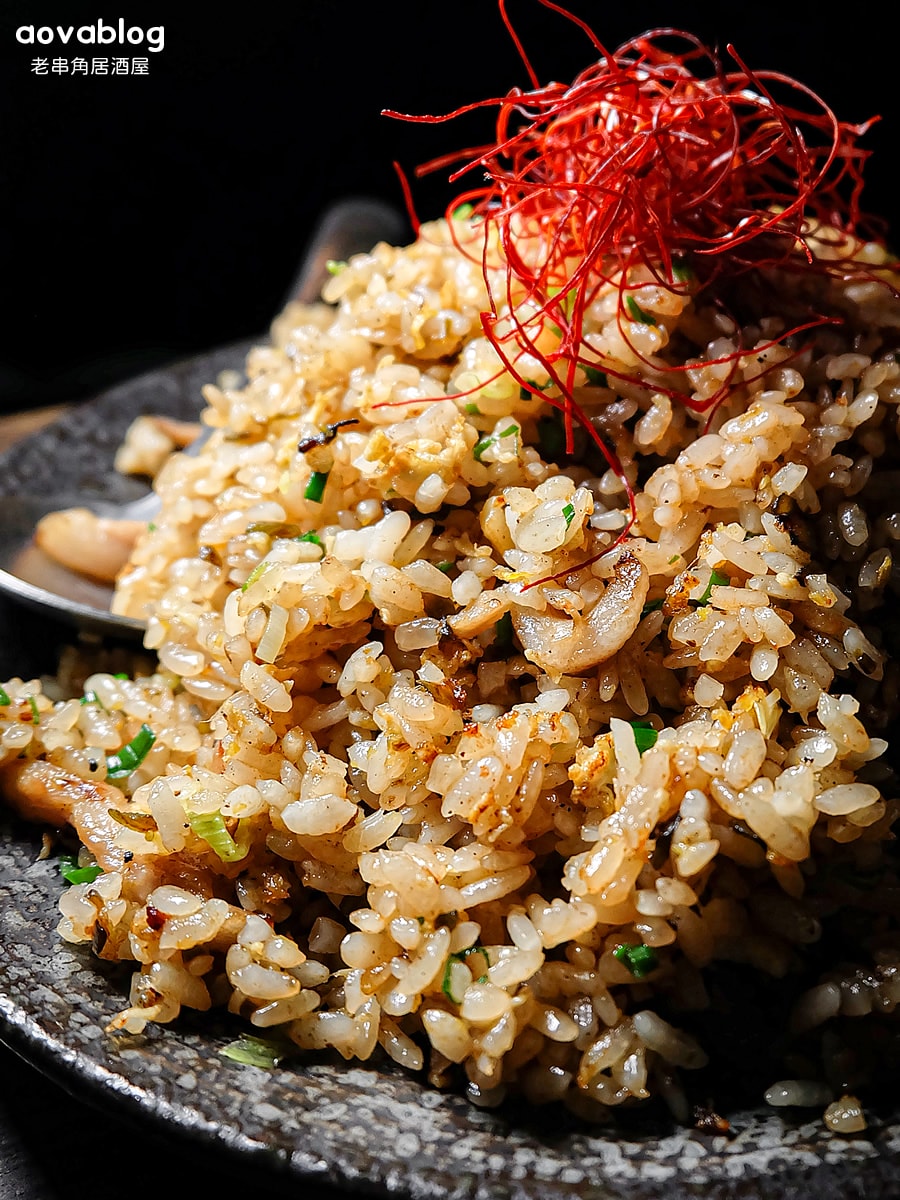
[2,351,900,1200]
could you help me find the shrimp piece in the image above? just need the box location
[511,551,649,676]
[34,508,145,582]
[114,414,203,477]
[1,760,244,914]
[1,759,131,871]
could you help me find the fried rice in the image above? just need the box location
[4,30,900,1132]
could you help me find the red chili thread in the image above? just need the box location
[371,365,508,411]
[391,160,421,236]
[384,3,884,537]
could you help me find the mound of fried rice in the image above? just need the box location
[3,212,900,1127]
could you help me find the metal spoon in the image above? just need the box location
[0,196,407,639]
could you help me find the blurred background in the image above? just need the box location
[3,0,899,416]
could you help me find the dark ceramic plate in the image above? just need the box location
[1,309,899,1200]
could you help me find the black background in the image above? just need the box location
[3,1,900,417]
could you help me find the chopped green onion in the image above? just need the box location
[537,414,566,460]
[452,202,474,219]
[436,561,453,574]
[248,521,303,538]
[562,502,576,528]
[304,470,329,503]
[106,723,156,779]
[613,942,659,978]
[583,366,607,387]
[672,258,694,283]
[519,379,550,400]
[695,569,729,607]
[520,378,550,402]
[27,696,40,725]
[147,522,157,532]
[474,424,519,462]
[220,1034,288,1068]
[441,946,491,1003]
[296,530,323,549]
[494,611,513,649]
[625,295,657,325]
[80,690,101,706]
[188,811,249,863]
[58,854,103,886]
[640,598,665,618]
[113,672,129,681]
[630,720,658,754]
[241,561,271,593]
[325,259,346,275]
[66,865,104,885]
[0,686,9,706]
[464,402,481,415]
[441,958,467,1004]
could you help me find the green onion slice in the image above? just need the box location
[537,415,566,460]
[325,259,346,275]
[562,502,576,528]
[241,561,271,593]
[672,258,694,283]
[0,686,10,705]
[188,811,250,863]
[695,569,729,607]
[248,521,303,538]
[441,946,491,1003]
[58,854,103,886]
[583,366,607,387]
[613,942,659,978]
[220,1034,289,1068]
[625,295,657,325]
[519,378,550,401]
[304,470,329,503]
[473,424,519,463]
[106,723,156,779]
[630,720,658,754]
[494,611,513,649]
